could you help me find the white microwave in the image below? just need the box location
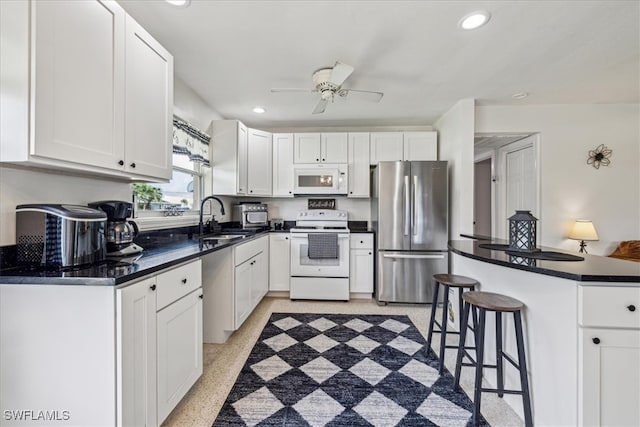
[293,164,348,195]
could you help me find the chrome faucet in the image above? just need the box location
[199,196,225,236]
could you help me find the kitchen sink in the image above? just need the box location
[200,233,248,243]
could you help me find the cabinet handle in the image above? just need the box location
[316,158,319,162]
[285,237,288,240]
[322,158,325,162]
[350,191,353,194]
[628,304,637,312]
[360,240,364,244]
[289,191,292,194]
[130,162,136,168]
[199,294,204,299]
[592,337,600,344]
[150,284,156,291]
[118,160,124,166]
[181,278,187,284]
[369,252,372,255]
[249,190,253,193]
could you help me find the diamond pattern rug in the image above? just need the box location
[213,313,488,426]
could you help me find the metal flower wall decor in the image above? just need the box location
[587,144,612,169]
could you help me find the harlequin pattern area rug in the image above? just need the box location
[213,313,488,426]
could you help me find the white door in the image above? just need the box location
[156,289,203,424]
[348,133,370,198]
[247,129,272,195]
[498,136,538,239]
[32,0,125,169]
[294,133,321,163]
[124,15,173,180]
[269,234,291,291]
[370,132,403,164]
[403,131,437,161]
[234,259,253,328]
[272,133,294,197]
[321,133,348,163]
[252,251,268,306]
[474,157,493,237]
[117,278,157,427]
[237,122,248,194]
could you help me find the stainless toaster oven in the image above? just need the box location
[16,204,107,268]
[232,203,269,229]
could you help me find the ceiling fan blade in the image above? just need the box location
[341,89,384,102]
[312,98,328,114]
[328,62,354,86]
[270,88,315,93]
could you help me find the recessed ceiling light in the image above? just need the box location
[252,106,266,114]
[165,0,190,7]
[459,11,491,30]
[512,92,529,99]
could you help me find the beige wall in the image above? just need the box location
[475,104,640,255]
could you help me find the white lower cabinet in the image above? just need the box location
[349,234,374,295]
[269,233,291,291]
[578,285,640,426]
[156,289,203,424]
[203,235,269,343]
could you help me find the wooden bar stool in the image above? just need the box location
[425,274,479,375]
[453,291,533,427]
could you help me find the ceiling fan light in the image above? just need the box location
[459,11,491,30]
[165,0,191,7]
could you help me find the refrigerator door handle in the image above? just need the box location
[412,175,418,235]
[404,175,410,236]
[382,253,446,260]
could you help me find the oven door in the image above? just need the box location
[293,164,347,195]
[290,231,350,277]
[243,211,268,228]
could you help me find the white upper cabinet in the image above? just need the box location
[403,131,437,161]
[294,133,348,163]
[347,133,370,198]
[0,0,173,181]
[211,120,248,195]
[247,128,272,196]
[370,131,438,164]
[272,133,294,197]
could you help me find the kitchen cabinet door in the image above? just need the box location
[117,277,157,427]
[30,0,126,170]
[321,133,348,163]
[269,233,291,291]
[272,133,294,197]
[348,133,370,197]
[237,122,249,194]
[349,234,374,294]
[157,289,203,424]
[234,259,254,328]
[579,327,640,426]
[294,133,321,163]
[211,120,248,195]
[124,14,173,180]
[252,251,269,306]
[403,131,437,161]
[370,132,403,164]
[247,128,272,196]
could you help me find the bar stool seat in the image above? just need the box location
[453,291,533,427]
[425,274,479,375]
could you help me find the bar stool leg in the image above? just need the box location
[425,280,440,356]
[472,308,486,427]
[438,285,450,375]
[514,311,534,427]
[495,311,504,398]
[453,300,471,391]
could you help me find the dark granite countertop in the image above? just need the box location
[0,230,270,286]
[449,239,640,283]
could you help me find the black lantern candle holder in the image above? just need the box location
[508,210,541,253]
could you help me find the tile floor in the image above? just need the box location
[161,297,524,427]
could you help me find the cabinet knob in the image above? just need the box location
[118,160,124,166]
[181,278,187,284]
[130,162,136,168]
[628,304,637,312]
[360,240,364,244]
[199,294,204,299]
[289,191,292,194]
[250,190,253,193]
[369,252,372,255]
[150,284,156,291]
[350,191,353,194]
[316,158,319,162]
[322,158,325,162]
[592,337,600,344]
[285,237,288,240]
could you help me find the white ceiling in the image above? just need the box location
[120,0,640,129]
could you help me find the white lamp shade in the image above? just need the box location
[568,220,599,241]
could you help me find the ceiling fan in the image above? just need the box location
[271,61,384,114]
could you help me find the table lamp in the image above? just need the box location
[568,220,599,253]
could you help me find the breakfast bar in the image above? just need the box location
[448,239,640,426]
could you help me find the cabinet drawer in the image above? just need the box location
[156,260,202,310]
[579,286,640,328]
[234,235,268,266]
[350,234,374,249]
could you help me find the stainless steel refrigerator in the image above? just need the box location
[371,161,448,304]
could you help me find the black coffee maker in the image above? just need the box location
[88,200,143,256]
